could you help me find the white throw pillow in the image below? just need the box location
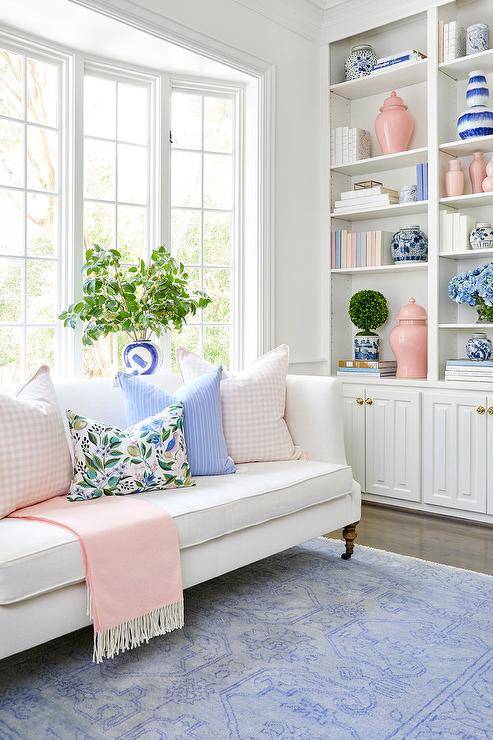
[0,365,72,518]
[177,344,301,464]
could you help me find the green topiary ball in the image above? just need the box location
[348,290,389,334]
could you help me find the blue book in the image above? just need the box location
[373,55,414,70]
[417,163,423,201]
[423,163,428,200]
[447,359,493,367]
[337,367,392,373]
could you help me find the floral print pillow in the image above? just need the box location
[66,402,194,501]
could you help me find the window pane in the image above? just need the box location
[171,325,200,373]
[204,96,233,153]
[84,76,116,139]
[27,126,58,192]
[118,205,146,262]
[0,189,24,255]
[0,327,22,384]
[183,266,201,324]
[118,143,147,204]
[27,193,57,256]
[203,154,232,209]
[171,150,201,207]
[83,336,115,378]
[0,258,22,322]
[203,268,230,323]
[27,326,54,374]
[0,119,23,187]
[204,211,231,265]
[27,58,58,127]
[171,92,201,149]
[84,138,115,200]
[26,259,57,323]
[171,209,201,264]
[0,48,23,119]
[118,82,148,144]
[204,325,229,368]
[84,201,115,250]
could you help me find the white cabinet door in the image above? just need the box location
[342,384,365,491]
[423,392,487,514]
[365,388,421,502]
[488,397,493,516]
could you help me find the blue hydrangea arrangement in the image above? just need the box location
[448,262,493,322]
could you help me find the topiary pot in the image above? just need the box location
[354,332,379,361]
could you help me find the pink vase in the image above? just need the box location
[389,298,428,379]
[482,155,493,191]
[469,152,487,193]
[445,159,465,196]
[375,90,415,155]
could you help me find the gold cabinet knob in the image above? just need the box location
[356,397,364,405]
[488,407,493,415]
[477,406,486,415]
[365,398,373,405]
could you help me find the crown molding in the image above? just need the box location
[321,0,436,43]
[230,0,323,43]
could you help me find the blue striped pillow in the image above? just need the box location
[117,369,236,477]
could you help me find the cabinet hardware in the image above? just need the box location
[488,407,493,415]
[365,398,373,405]
[356,397,364,405]
[477,406,486,415]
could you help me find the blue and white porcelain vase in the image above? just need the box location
[344,45,377,81]
[122,339,162,375]
[391,225,428,262]
[470,222,493,250]
[466,332,492,361]
[457,70,493,139]
[466,24,489,56]
[354,333,379,361]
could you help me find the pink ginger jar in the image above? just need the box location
[389,297,428,379]
[375,90,415,155]
[470,152,487,193]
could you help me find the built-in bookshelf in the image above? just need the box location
[328,0,493,383]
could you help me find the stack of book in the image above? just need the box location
[337,360,397,378]
[333,186,399,215]
[331,230,393,269]
[330,127,371,167]
[372,49,426,74]
[416,163,428,201]
[439,21,466,62]
[440,211,476,253]
[445,359,493,382]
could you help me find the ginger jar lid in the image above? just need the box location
[379,90,408,112]
[396,297,427,322]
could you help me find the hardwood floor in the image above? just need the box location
[326,503,493,576]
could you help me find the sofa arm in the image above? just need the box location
[285,375,347,465]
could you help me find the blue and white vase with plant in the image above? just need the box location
[349,289,389,362]
[457,70,493,139]
[448,262,493,323]
[59,245,211,375]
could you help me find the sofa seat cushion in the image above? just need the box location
[0,460,352,605]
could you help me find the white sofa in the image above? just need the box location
[0,373,360,660]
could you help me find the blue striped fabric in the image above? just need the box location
[117,369,236,477]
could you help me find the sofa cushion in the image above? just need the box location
[0,460,352,604]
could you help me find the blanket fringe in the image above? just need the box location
[91,598,184,664]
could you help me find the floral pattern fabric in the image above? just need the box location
[66,402,194,501]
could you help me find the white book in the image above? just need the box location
[444,23,450,62]
[459,215,475,251]
[439,21,444,63]
[335,127,343,166]
[342,126,349,164]
[330,130,335,161]
[348,128,355,162]
[453,212,461,251]
[341,186,397,199]
[443,211,453,252]
[334,196,397,209]
[440,210,446,252]
[376,49,423,64]
[334,199,396,213]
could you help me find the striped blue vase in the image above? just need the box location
[458,70,493,139]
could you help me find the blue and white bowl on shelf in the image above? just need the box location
[344,44,377,81]
[458,70,493,139]
[391,225,428,262]
[466,332,492,361]
[354,334,379,361]
[122,339,162,375]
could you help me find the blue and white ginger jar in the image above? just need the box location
[458,70,493,139]
[470,222,493,250]
[391,225,428,262]
[466,24,489,56]
[466,332,492,361]
[123,339,162,375]
[344,45,377,81]
[354,334,379,361]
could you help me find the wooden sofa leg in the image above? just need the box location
[341,521,359,560]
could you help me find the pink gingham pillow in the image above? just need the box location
[0,366,72,519]
[177,345,301,464]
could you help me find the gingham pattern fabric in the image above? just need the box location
[0,366,72,519]
[177,345,302,464]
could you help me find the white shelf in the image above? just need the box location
[440,192,493,209]
[439,135,493,157]
[439,323,493,329]
[330,60,427,101]
[331,201,428,222]
[331,147,428,176]
[440,248,493,260]
[439,48,493,81]
[331,262,427,275]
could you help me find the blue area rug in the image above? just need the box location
[1,538,493,739]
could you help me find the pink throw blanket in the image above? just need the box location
[9,495,183,662]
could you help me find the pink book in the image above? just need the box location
[342,230,347,268]
[351,232,357,267]
[371,231,376,266]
